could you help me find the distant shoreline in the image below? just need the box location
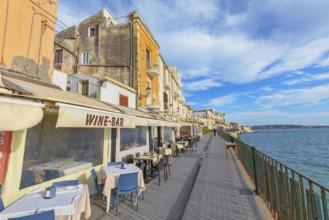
[251,125,329,129]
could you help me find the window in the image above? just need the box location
[20,114,104,189]
[180,126,192,137]
[81,52,89,64]
[120,127,147,151]
[163,127,173,145]
[119,94,128,107]
[54,49,63,64]
[146,49,150,69]
[89,27,96,37]
[163,92,168,110]
[81,80,89,96]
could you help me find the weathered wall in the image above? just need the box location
[55,10,134,88]
[54,26,78,75]
[0,0,58,81]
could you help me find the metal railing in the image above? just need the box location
[218,130,329,220]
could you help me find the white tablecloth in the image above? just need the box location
[0,184,91,220]
[102,164,139,176]
[101,164,145,213]
[102,164,145,197]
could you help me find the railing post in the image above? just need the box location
[252,146,259,195]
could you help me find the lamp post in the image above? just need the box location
[146,83,151,97]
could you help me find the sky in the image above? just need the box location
[56,0,329,126]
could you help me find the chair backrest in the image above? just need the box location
[8,210,55,220]
[0,198,4,212]
[108,162,124,166]
[126,154,134,164]
[137,162,145,171]
[52,180,78,187]
[157,158,164,170]
[44,169,60,181]
[117,172,138,194]
[90,168,98,187]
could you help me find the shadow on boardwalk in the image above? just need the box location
[84,134,269,220]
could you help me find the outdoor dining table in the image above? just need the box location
[176,141,189,152]
[0,184,91,220]
[101,164,145,213]
[132,154,163,182]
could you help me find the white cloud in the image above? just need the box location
[317,57,329,67]
[205,94,237,107]
[284,73,329,85]
[183,79,222,91]
[256,84,329,108]
[56,1,104,31]
[259,86,274,93]
[261,38,329,79]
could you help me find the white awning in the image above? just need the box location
[56,103,136,128]
[135,117,159,126]
[0,97,44,131]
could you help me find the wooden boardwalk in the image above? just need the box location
[84,134,270,220]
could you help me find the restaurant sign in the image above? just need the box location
[56,106,136,128]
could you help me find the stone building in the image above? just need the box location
[54,7,162,109]
[194,109,226,130]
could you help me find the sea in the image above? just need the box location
[238,128,329,189]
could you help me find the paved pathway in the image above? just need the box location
[84,134,268,219]
[182,135,265,220]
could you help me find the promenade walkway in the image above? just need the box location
[84,134,271,219]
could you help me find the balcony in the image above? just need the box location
[146,97,161,112]
[163,78,170,90]
[174,91,180,99]
[147,65,160,78]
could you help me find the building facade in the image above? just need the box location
[0,0,57,81]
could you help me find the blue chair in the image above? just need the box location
[44,169,60,181]
[8,210,55,220]
[52,180,78,187]
[108,162,124,166]
[90,168,104,205]
[114,172,138,216]
[0,198,4,212]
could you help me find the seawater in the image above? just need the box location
[239,128,329,188]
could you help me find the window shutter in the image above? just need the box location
[119,94,128,107]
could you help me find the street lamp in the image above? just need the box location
[146,83,151,97]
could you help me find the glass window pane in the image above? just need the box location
[20,114,104,189]
[163,127,173,145]
[120,126,147,151]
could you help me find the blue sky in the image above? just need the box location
[57,0,329,126]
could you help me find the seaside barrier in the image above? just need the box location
[218,130,329,220]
